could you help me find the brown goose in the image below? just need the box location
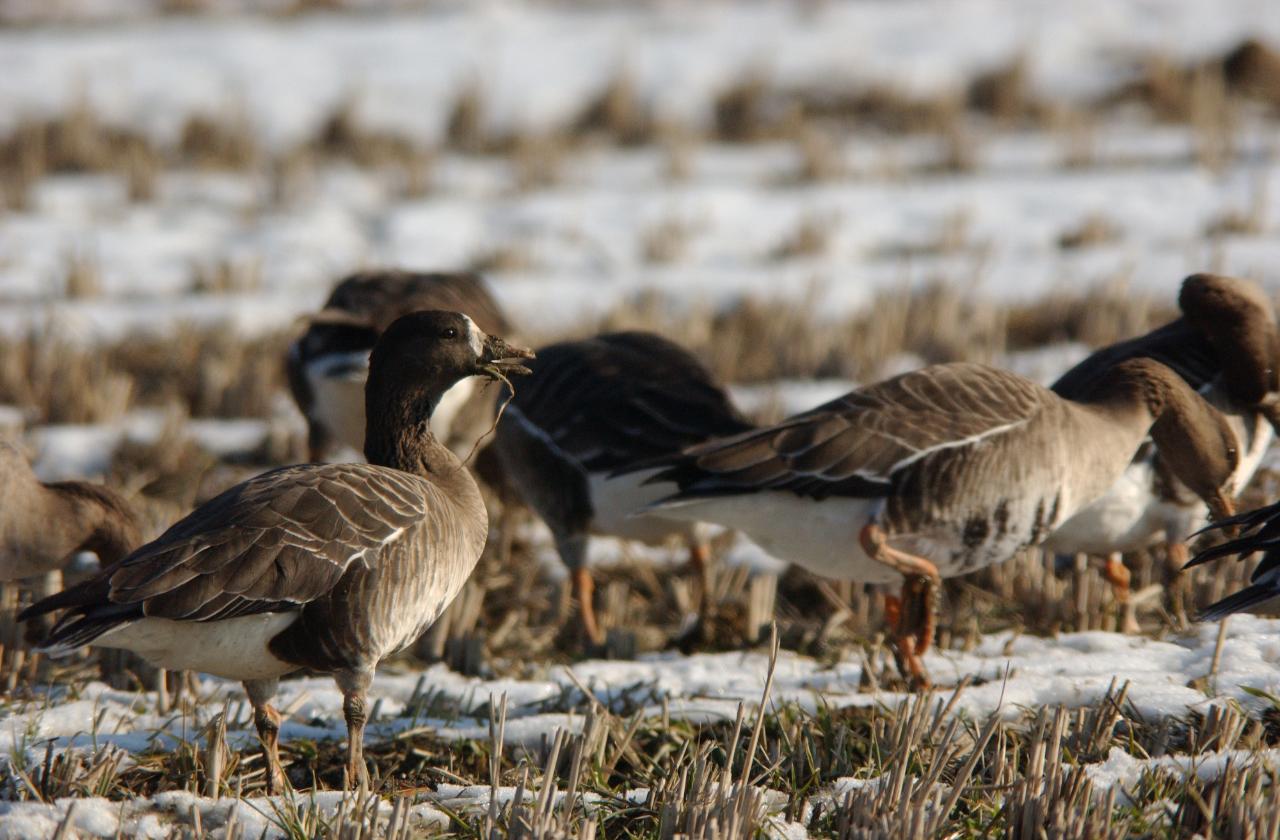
[491,332,754,645]
[1186,501,1280,619]
[1043,274,1280,626]
[0,440,140,582]
[287,270,514,461]
[22,311,533,791]
[625,359,1239,686]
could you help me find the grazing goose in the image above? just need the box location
[1043,274,1280,627]
[22,311,533,791]
[287,270,514,461]
[624,359,1240,686]
[1,440,140,582]
[491,332,754,645]
[1184,501,1280,619]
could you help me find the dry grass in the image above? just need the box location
[1058,214,1122,251]
[770,212,836,261]
[0,325,292,424]
[640,215,697,265]
[2,282,1279,836]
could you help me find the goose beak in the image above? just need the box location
[479,335,535,380]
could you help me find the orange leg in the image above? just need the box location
[859,523,940,690]
[884,593,902,630]
[1101,553,1140,634]
[573,567,604,647]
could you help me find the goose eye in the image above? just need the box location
[442,327,458,339]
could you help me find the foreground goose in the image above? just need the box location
[1043,274,1279,627]
[1185,502,1280,619]
[287,270,514,461]
[22,311,533,791]
[492,332,753,645]
[1,441,140,582]
[625,358,1239,686]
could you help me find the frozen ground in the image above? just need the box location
[3,134,1278,342]
[3,616,1280,836]
[2,0,1278,142]
[0,2,1278,341]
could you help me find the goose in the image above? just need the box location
[1042,274,1280,627]
[622,358,1240,686]
[1185,501,1280,619]
[491,331,754,646]
[1,440,141,582]
[22,311,534,792]
[287,270,514,461]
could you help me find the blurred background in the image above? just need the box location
[1,0,1279,531]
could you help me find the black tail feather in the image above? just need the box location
[1199,582,1280,622]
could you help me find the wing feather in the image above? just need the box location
[645,363,1046,501]
[26,464,431,636]
[508,332,753,472]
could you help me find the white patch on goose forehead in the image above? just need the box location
[464,315,485,356]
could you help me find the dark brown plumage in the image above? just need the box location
[287,270,514,461]
[492,331,753,645]
[23,310,534,792]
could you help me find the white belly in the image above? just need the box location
[1043,459,1163,555]
[307,353,479,456]
[654,492,896,583]
[588,470,700,545]
[95,613,300,681]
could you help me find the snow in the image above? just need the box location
[2,1,1278,143]
[4,616,1279,833]
[28,411,272,480]
[0,4,1277,341]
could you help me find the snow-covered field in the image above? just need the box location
[3,1,1280,836]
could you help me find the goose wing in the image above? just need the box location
[509,332,753,473]
[1052,319,1219,400]
[24,463,434,642]
[645,362,1046,501]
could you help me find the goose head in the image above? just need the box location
[1180,273,1280,407]
[1106,357,1240,524]
[369,309,534,399]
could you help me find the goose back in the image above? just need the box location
[494,331,752,546]
[31,462,485,674]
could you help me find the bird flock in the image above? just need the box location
[1,270,1277,793]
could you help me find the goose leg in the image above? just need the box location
[244,679,287,794]
[572,568,603,647]
[688,540,713,609]
[559,535,604,647]
[336,669,374,790]
[1165,540,1191,627]
[859,523,940,690]
[1101,553,1140,634]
